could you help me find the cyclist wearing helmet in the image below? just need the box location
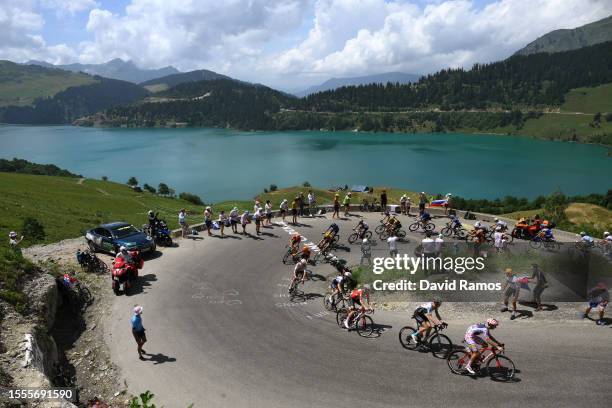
[419,210,431,226]
[494,217,507,231]
[604,231,611,242]
[289,233,302,256]
[116,246,133,262]
[345,285,373,329]
[300,244,311,261]
[355,219,369,238]
[578,231,594,245]
[330,270,352,305]
[582,282,609,325]
[464,319,503,374]
[411,300,446,343]
[290,259,309,292]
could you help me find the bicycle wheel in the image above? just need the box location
[425,223,435,232]
[323,294,335,311]
[379,229,390,239]
[332,235,340,244]
[375,224,386,234]
[447,349,470,375]
[78,285,93,306]
[456,229,468,240]
[408,222,419,232]
[282,251,291,264]
[336,308,349,328]
[487,355,515,381]
[348,233,358,245]
[441,227,452,237]
[363,231,373,240]
[428,334,453,359]
[356,315,374,337]
[529,239,541,249]
[398,326,419,350]
[397,229,406,239]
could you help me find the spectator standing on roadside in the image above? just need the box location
[501,268,521,320]
[343,192,352,216]
[254,206,263,235]
[131,306,147,360]
[265,200,273,225]
[218,210,227,237]
[298,192,305,217]
[494,227,506,252]
[387,233,399,257]
[405,196,412,216]
[434,234,444,257]
[360,238,372,265]
[229,207,240,234]
[530,264,548,311]
[178,209,188,238]
[254,199,262,214]
[418,192,427,213]
[380,190,388,214]
[332,194,340,219]
[308,190,316,216]
[400,194,407,215]
[204,206,214,237]
[444,193,453,215]
[240,211,250,234]
[280,199,288,222]
[291,197,299,225]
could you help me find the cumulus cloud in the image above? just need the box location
[273,0,612,80]
[41,0,99,15]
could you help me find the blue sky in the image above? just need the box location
[2,0,611,90]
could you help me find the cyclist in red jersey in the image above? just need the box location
[344,284,373,329]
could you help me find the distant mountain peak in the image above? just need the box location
[515,14,612,56]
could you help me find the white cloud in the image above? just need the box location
[41,0,99,15]
[272,0,612,81]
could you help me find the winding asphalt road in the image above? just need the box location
[105,213,611,407]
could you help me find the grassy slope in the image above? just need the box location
[0,172,207,245]
[561,83,612,114]
[0,61,96,107]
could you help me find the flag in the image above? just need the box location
[430,199,448,207]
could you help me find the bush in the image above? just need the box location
[0,247,36,313]
[269,184,278,192]
[127,177,139,186]
[179,192,204,206]
[303,181,311,187]
[143,183,156,194]
[22,217,45,243]
[158,183,170,196]
[101,176,108,181]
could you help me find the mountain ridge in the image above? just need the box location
[515,14,612,55]
[294,72,420,97]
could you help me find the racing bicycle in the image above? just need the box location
[447,343,515,381]
[399,322,452,359]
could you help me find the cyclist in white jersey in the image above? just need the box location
[464,319,503,374]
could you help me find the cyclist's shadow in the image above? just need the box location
[364,323,393,339]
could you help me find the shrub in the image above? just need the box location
[143,183,156,194]
[179,192,204,206]
[269,184,278,192]
[101,176,108,181]
[22,217,46,243]
[303,181,311,187]
[127,177,139,186]
[158,183,170,196]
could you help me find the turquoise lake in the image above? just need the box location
[0,125,610,202]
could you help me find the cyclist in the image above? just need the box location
[578,232,595,248]
[300,244,311,261]
[449,214,462,230]
[344,284,373,329]
[354,219,369,238]
[330,270,352,307]
[539,225,554,241]
[411,299,446,343]
[464,319,503,375]
[493,217,507,232]
[604,231,611,242]
[381,210,392,225]
[419,210,432,227]
[582,282,609,325]
[290,259,308,293]
[289,233,302,256]
[386,215,402,235]
[318,223,339,251]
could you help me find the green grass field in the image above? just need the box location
[561,83,612,114]
[0,61,96,107]
[512,113,612,144]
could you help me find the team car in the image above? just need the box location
[85,222,156,255]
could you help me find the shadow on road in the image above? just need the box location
[129,273,158,295]
[143,352,177,365]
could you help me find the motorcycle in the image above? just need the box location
[143,219,173,246]
[111,249,143,295]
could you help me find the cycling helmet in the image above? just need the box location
[133,306,143,315]
[148,210,154,215]
[486,318,499,328]
[494,218,499,222]
[362,238,369,244]
[9,231,17,238]
[496,226,502,231]
[119,246,127,252]
[293,233,300,239]
[580,231,586,236]
[474,221,482,228]
[604,231,610,237]
[300,259,307,265]
[344,271,352,278]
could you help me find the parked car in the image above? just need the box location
[85,222,156,255]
